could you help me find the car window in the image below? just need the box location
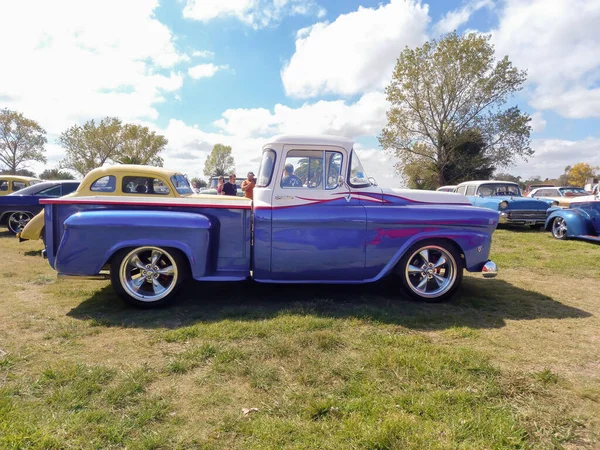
[0,180,7,191]
[478,183,521,196]
[456,186,467,195]
[348,150,370,188]
[257,149,276,187]
[36,185,62,197]
[326,152,343,190]
[12,181,26,192]
[61,183,79,195]
[122,176,170,195]
[170,175,192,195]
[90,175,116,192]
[466,185,476,196]
[281,150,323,189]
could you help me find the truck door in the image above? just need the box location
[269,146,366,281]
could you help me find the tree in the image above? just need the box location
[567,163,598,187]
[39,168,75,180]
[59,117,167,177]
[0,168,37,177]
[190,177,207,188]
[0,109,47,174]
[59,117,123,177]
[203,144,235,177]
[379,32,532,187]
[115,124,166,167]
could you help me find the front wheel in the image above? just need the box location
[551,217,568,240]
[7,211,32,234]
[397,240,463,303]
[110,246,187,308]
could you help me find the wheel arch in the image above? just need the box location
[103,242,193,276]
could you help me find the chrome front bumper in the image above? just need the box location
[499,212,545,225]
[482,260,498,278]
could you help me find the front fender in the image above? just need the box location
[19,211,44,241]
[54,210,211,277]
[545,209,591,236]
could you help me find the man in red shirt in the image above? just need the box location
[241,171,256,200]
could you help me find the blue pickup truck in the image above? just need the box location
[39,135,499,307]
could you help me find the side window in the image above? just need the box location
[456,186,467,195]
[122,176,170,195]
[466,185,476,196]
[90,175,116,192]
[36,185,62,197]
[326,152,343,190]
[61,183,79,195]
[281,151,323,189]
[0,180,7,191]
[12,181,26,192]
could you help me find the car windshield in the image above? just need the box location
[559,187,587,196]
[170,174,193,196]
[477,183,521,197]
[257,149,276,187]
[7,182,53,196]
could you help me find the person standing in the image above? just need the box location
[223,173,238,196]
[216,176,225,195]
[241,171,256,200]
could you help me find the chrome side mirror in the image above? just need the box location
[368,177,378,187]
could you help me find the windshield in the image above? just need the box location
[257,149,276,187]
[559,187,587,196]
[348,150,370,187]
[477,183,521,197]
[170,174,194,196]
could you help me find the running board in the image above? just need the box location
[58,272,110,281]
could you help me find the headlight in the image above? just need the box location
[499,201,509,210]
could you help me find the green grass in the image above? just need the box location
[0,228,599,448]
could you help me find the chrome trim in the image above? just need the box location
[58,273,109,280]
[482,261,498,278]
[405,245,458,298]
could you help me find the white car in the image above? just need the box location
[436,185,457,193]
[528,186,592,206]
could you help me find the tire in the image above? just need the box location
[551,217,568,240]
[110,246,188,308]
[7,212,33,235]
[397,239,463,303]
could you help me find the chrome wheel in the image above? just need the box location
[8,212,32,234]
[118,247,179,303]
[552,217,567,240]
[404,245,458,299]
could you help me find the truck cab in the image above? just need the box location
[40,135,499,307]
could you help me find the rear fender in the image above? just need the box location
[54,210,211,277]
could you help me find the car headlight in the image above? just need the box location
[499,201,509,210]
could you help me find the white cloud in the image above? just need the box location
[530,112,546,133]
[183,0,326,29]
[432,0,493,35]
[192,50,215,58]
[0,0,185,135]
[281,0,430,98]
[512,137,600,180]
[492,0,600,119]
[188,63,228,79]
[214,91,388,138]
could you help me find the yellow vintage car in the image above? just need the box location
[19,165,241,241]
[0,176,42,195]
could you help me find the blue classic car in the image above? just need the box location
[0,180,80,234]
[38,136,499,307]
[455,180,556,227]
[545,200,600,242]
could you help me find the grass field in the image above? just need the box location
[0,228,599,449]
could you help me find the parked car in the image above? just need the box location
[19,165,241,241]
[436,185,457,192]
[0,180,79,234]
[523,183,554,196]
[0,176,42,196]
[528,186,590,206]
[455,180,556,227]
[36,135,499,307]
[545,200,600,242]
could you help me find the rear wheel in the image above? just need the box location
[397,240,463,303]
[8,212,32,234]
[551,217,568,240]
[110,246,187,308]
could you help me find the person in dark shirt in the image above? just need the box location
[223,173,238,196]
[281,163,303,188]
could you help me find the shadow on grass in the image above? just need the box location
[0,230,14,238]
[66,275,591,331]
[24,249,42,257]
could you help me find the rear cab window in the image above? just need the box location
[122,176,170,195]
[90,176,116,192]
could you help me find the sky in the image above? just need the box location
[1,0,600,186]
